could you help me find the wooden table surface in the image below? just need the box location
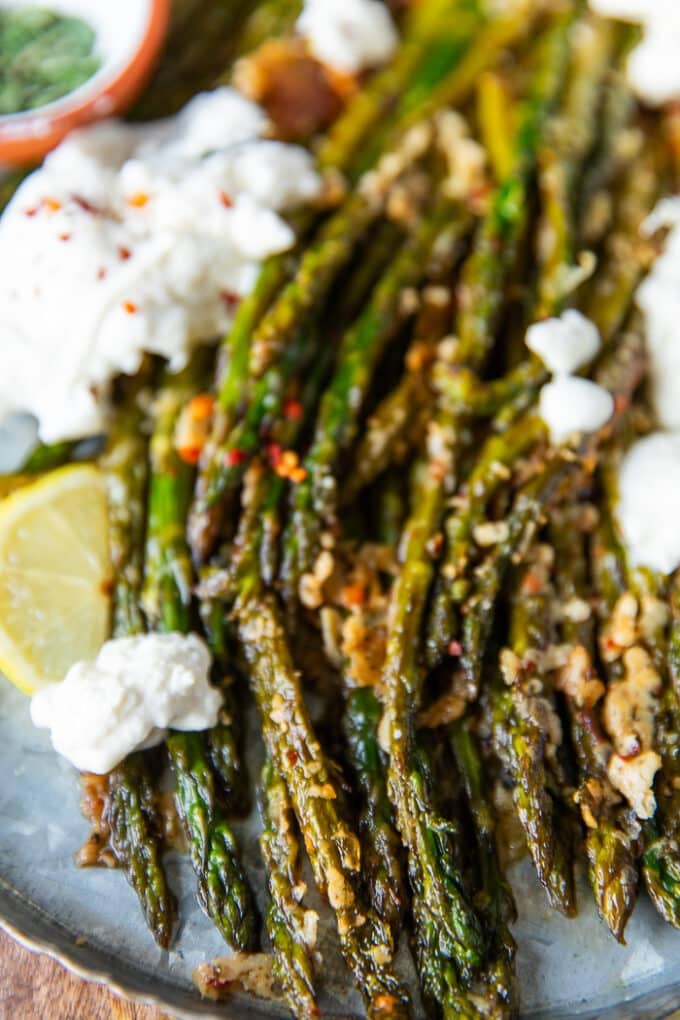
[0,927,172,1020]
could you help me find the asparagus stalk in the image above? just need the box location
[611,552,680,931]
[237,590,409,1019]
[260,757,319,1019]
[316,0,483,176]
[552,505,640,941]
[91,377,176,949]
[450,721,518,1016]
[492,552,576,915]
[201,598,250,816]
[342,686,407,937]
[104,753,176,949]
[342,228,463,504]
[144,359,258,952]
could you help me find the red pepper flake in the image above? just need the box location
[448,640,462,657]
[225,448,247,468]
[220,290,240,312]
[97,267,107,281]
[283,398,303,421]
[219,190,233,208]
[341,583,365,608]
[267,443,282,468]
[73,195,100,215]
[522,571,543,595]
[58,233,71,242]
[122,300,138,315]
[286,749,299,767]
[24,206,39,218]
[118,245,132,261]
[189,394,215,421]
[178,446,202,466]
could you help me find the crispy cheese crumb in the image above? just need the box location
[556,645,605,709]
[608,750,661,820]
[603,645,661,757]
[601,592,639,661]
[473,520,509,547]
[194,953,277,1002]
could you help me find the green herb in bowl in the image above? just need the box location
[0,7,101,115]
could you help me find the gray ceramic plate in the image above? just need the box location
[3,675,680,1020]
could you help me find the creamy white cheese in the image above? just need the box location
[538,376,614,444]
[636,199,680,430]
[30,633,222,774]
[0,88,322,443]
[614,197,680,574]
[297,0,398,73]
[616,432,680,573]
[525,309,601,376]
[589,0,680,105]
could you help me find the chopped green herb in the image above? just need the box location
[0,7,100,115]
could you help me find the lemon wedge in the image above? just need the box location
[0,464,111,694]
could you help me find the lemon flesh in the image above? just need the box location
[0,464,111,694]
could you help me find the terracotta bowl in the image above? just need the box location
[0,0,171,167]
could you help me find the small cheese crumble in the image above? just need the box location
[525,309,601,375]
[297,0,398,73]
[538,376,614,444]
[608,749,661,820]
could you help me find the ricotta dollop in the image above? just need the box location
[525,309,613,444]
[30,633,221,774]
[615,198,680,573]
[525,309,601,376]
[589,0,680,105]
[538,376,614,445]
[0,87,322,443]
[297,0,398,73]
[616,432,680,573]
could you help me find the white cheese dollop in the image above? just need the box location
[30,633,222,774]
[297,0,398,73]
[525,309,601,376]
[589,0,680,105]
[636,198,680,430]
[0,88,322,443]
[616,432,680,573]
[538,376,614,444]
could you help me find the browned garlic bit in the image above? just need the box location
[341,614,386,688]
[556,645,605,710]
[599,592,638,662]
[600,644,662,820]
[607,750,661,821]
[194,953,278,1002]
[234,39,347,140]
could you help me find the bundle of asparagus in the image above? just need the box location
[6,0,680,1017]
